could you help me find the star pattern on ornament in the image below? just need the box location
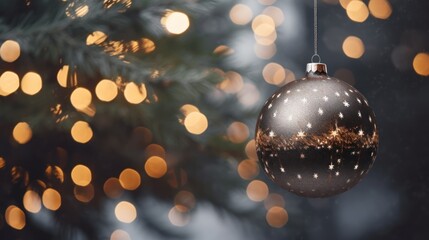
[297,131,305,137]
[302,98,308,104]
[276,93,282,98]
[335,171,340,176]
[288,115,293,121]
[268,103,272,109]
[280,167,285,172]
[284,98,289,103]
[313,88,318,92]
[273,111,277,118]
[269,131,275,137]
[343,100,350,107]
[344,91,350,97]
[335,92,340,97]
[357,98,362,104]
[358,111,362,118]
[297,174,302,179]
[300,153,306,159]
[354,164,359,170]
[358,129,364,136]
[339,112,344,119]
[323,96,329,102]
[313,173,318,179]
[329,163,334,170]
[318,108,324,115]
[307,122,312,129]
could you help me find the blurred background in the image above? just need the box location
[0,0,428,239]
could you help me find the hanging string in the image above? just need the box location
[311,0,321,63]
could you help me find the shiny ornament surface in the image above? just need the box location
[255,63,378,197]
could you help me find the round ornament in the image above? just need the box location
[255,63,378,197]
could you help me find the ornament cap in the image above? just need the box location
[306,63,328,78]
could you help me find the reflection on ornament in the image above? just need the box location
[255,63,378,197]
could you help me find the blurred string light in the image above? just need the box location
[70,87,92,110]
[262,62,295,86]
[86,31,107,45]
[119,168,141,190]
[262,6,285,26]
[144,156,167,178]
[180,104,200,117]
[74,184,95,203]
[218,71,244,94]
[246,180,269,202]
[237,159,260,180]
[263,193,285,210]
[95,79,118,102]
[339,0,355,9]
[71,121,93,143]
[71,164,92,187]
[13,122,32,144]
[45,165,65,183]
[161,11,190,35]
[104,177,124,198]
[145,144,166,158]
[103,0,132,10]
[57,65,70,87]
[413,53,429,76]
[342,36,365,59]
[65,2,89,19]
[183,111,208,135]
[266,206,288,228]
[346,0,369,22]
[0,40,20,63]
[5,205,26,230]
[227,121,249,143]
[42,188,61,211]
[21,72,42,95]
[23,190,42,213]
[229,4,253,25]
[0,71,20,96]
[110,229,131,240]
[115,201,137,223]
[168,205,190,227]
[368,0,392,19]
[124,82,147,104]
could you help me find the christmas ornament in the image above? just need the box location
[255,0,378,197]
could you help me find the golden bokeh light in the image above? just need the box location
[213,45,234,55]
[339,0,358,9]
[246,180,269,202]
[57,65,69,87]
[0,40,20,63]
[184,112,208,135]
[71,121,93,144]
[0,71,20,96]
[252,15,276,37]
[168,206,190,227]
[174,191,196,209]
[124,82,147,104]
[145,156,167,178]
[162,11,190,35]
[42,188,61,211]
[71,164,92,186]
[237,159,260,180]
[227,121,249,143]
[254,43,277,60]
[119,168,141,190]
[21,72,42,95]
[180,104,200,117]
[86,31,107,45]
[263,62,286,86]
[5,205,26,230]
[266,206,288,228]
[74,184,94,203]
[262,6,284,26]
[218,71,244,94]
[23,190,42,213]
[95,79,118,102]
[229,4,253,25]
[103,177,124,198]
[115,201,137,223]
[141,38,156,53]
[13,122,32,144]
[342,36,365,59]
[346,0,369,23]
[264,193,285,210]
[110,229,131,240]
[45,165,64,183]
[255,31,277,46]
[413,53,429,76]
[76,5,89,17]
[0,157,5,169]
[70,87,92,110]
[368,0,392,19]
[145,144,166,158]
[245,140,258,160]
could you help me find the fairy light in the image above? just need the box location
[13,122,32,144]
[227,122,249,143]
[229,4,253,25]
[346,1,369,23]
[74,184,95,203]
[145,156,167,178]
[246,180,269,202]
[266,206,288,228]
[70,87,92,110]
[145,144,166,158]
[0,40,21,63]
[183,112,208,135]
[0,71,20,96]
[5,205,26,230]
[218,71,244,94]
[368,0,392,19]
[115,201,137,223]
[119,168,141,190]
[237,159,260,180]
[124,82,147,104]
[23,190,42,213]
[162,11,190,35]
[110,229,131,240]
[21,72,43,95]
[263,62,286,86]
[343,36,365,59]
[42,188,61,211]
[71,121,93,143]
[95,79,118,102]
[71,164,92,186]
[86,31,107,45]
[103,177,124,198]
[57,65,69,87]
[413,53,429,76]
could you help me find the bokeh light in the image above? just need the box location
[168,206,190,227]
[174,191,196,209]
[5,205,25,230]
[21,72,42,95]
[162,11,190,35]
[70,87,92,110]
[339,0,354,9]
[262,6,284,26]
[86,31,107,45]
[110,229,131,240]
[0,71,20,96]
[95,79,118,102]
[342,36,365,59]
[180,104,199,117]
[229,4,253,25]
[245,140,258,160]
[227,122,249,143]
[252,15,276,37]
[71,121,93,143]
[23,190,42,213]
[57,65,69,87]
[115,201,137,223]
[184,112,208,135]
[263,62,286,86]
[413,53,429,76]
[264,193,285,210]
[145,156,167,178]
[104,177,124,198]
[71,164,92,186]
[119,168,141,190]
[42,188,61,211]
[45,165,64,183]
[0,40,20,63]
[254,44,277,60]
[13,122,32,144]
[237,159,260,180]
[74,184,95,203]
[124,82,147,104]
[346,0,369,23]
[218,71,244,94]
[246,180,269,202]
[368,0,392,19]
[266,206,288,228]
[0,157,5,169]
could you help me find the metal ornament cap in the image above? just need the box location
[255,63,378,198]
